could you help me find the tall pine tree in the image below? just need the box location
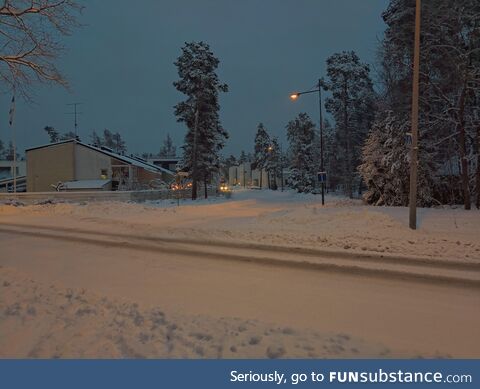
[252,123,271,188]
[159,133,177,158]
[174,41,228,199]
[286,113,316,193]
[324,51,376,198]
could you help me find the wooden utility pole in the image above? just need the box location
[409,0,421,230]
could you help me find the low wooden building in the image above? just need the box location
[26,139,174,192]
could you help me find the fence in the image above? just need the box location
[0,188,218,205]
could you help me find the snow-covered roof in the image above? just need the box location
[62,179,111,190]
[147,157,181,162]
[26,140,174,176]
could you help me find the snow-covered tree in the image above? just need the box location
[102,129,114,149]
[112,132,127,155]
[252,123,271,188]
[380,0,480,209]
[359,111,438,206]
[224,155,237,168]
[159,133,177,158]
[90,130,103,147]
[4,141,18,161]
[324,51,376,198]
[94,129,126,154]
[265,137,281,190]
[174,41,229,199]
[286,113,316,193]
[238,150,249,164]
[44,126,60,143]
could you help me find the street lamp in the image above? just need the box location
[290,79,326,205]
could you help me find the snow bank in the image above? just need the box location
[0,190,479,261]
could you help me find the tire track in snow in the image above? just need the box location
[1,223,479,289]
[1,221,478,270]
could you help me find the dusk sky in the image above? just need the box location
[1,0,389,157]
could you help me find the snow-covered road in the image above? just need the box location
[1,224,479,358]
[1,190,479,358]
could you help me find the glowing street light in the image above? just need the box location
[289,80,326,206]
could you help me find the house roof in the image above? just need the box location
[26,139,174,176]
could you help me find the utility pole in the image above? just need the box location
[66,103,83,138]
[409,0,421,230]
[318,79,325,206]
[9,93,16,193]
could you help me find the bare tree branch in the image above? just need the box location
[0,0,83,98]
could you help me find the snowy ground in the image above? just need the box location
[0,190,479,358]
[2,189,479,262]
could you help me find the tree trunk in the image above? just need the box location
[204,175,208,199]
[457,85,471,210]
[191,108,200,200]
[259,169,263,189]
[343,76,352,198]
[476,125,480,209]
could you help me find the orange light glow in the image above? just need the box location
[290,93,299,100]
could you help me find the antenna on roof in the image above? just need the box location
[66,103,83,138]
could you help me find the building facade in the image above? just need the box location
[26,140,174,192]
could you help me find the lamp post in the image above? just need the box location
[290,79,326,205]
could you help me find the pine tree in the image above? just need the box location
[224,155,237,168]
[359,111,437,206]
[44,126,60,143]
[102,129,115,149]
[174,41,229,200]
[238,150,248,164]
[318,119,338,190]
[90,130,103,147]
[5,141,17,161]
[112,132,127,155]
[265,137,281,190]
[324,51,376,198]
[380,0,480,209]
[159,133,177,158]
[286,113,316,193]
[252,123,271,188]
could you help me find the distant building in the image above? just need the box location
[0,160,27,192]
[0,160,26,180]
[26,139,175,192]
[228,163,289,189]
[147,157,181,173]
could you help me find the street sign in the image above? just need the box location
[317,171,327,183]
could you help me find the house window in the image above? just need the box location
[100,169,108,179]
